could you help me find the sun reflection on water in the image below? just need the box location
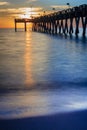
[24,32,35,86]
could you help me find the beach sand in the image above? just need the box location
[0,110,87,130]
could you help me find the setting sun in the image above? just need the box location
[20,8,32,19]
[19,7,40,19]
[20,14,31,19]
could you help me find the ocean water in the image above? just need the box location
[0,28,87,119]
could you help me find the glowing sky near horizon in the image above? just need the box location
[0,0,87,28]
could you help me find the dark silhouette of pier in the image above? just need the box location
[15,4,87,37]
[14,18,33,32]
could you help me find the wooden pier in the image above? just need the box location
[14,18,33,32]
[15,4,87,37]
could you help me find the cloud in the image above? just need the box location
[0,8,20,13]
[30,0,38,1]
[0,8,22,18]
[32,7,43,11]
[26,0,38,3]
[0,2,10,6]
[0,7,43,18]
[51,5,71,10]
[17,7,43,13]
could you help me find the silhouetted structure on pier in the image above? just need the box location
[15,4,87,37]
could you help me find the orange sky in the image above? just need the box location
[0,17,14,28]
[0,7,42,28]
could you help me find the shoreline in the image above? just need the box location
[0,110,87,130]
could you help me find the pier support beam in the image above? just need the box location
[54,21,58,34]
[65,19,68,34]
[59,20,62,34]
[15,21,17,32]
[81,16,87,37]
[24,22,27,32]
[75,17,80,36]
[49,22,52,34]
[69,18,73,35]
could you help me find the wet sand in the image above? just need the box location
[0,110,87,130]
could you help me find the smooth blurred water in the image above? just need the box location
[0,28,87,119]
